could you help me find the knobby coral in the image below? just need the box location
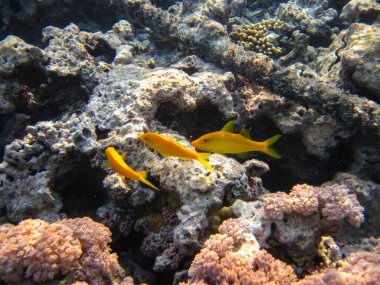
[230,19,288,57]
[263,183,364,230]
[181,218,297,285]
[181,218,380,285]
[0,217,130,284]
[295,246,380,285]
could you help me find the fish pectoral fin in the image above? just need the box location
[121,152,127,160]
[138,170,147,178]
[239,128,252,139]
[237,152,250,159]
[221,121,236,133]
[198,152,211,159]
[198,157,216,172]
[102,161,111,168]
[141,177,159,191]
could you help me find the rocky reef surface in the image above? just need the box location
[0,0,379,284]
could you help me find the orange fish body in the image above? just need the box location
[105,147,159,191]
[140,132,215,172]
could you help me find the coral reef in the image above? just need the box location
[0,217,131,284]
[0,0,379,283]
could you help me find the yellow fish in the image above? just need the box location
[105,146,159,191]
[139,132,215,172]
[191,121,282,159]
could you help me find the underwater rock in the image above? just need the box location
[317,23,380,100]
[340,0,380,23]
[42,24,113,89]
[275,0,338,40]
[0,35,44,76]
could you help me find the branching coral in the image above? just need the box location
[230,19,289,57]
[0,217,130,284]
[263,183,364,230]
[182,218,297,285]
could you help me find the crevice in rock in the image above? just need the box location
[155,101,227,139]
[262,132,354,192]
[50,154,107,219]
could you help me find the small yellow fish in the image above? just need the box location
[139,132,215,172]
[191,121,282,158]
[105,146,159,191]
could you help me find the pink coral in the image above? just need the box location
[262,191,293,219]
[183,219,297,285]
[0,217,130,284]
[263,183,364,229]
[317,184,364,229]
[296,247,380,284]
[0,219,82,282]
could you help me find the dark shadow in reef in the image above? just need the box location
[240,116,354,192]
[0,64,89,162]
[150,0,178,10]
[50,154,107,219]
[155,101,228,139]
[2,0,119,47]
[261,131,354,192]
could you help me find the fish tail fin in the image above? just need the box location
[263,134,282,159]
[141,177,160,191]
[197,153,215,172]
[138,171,159,191]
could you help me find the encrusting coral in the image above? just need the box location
[0,217,131,284]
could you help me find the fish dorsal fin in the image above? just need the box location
[138,170,147,178]
[221,121,235,133]
[239,128,252,139]
[121,153,127,160]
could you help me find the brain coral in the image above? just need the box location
[0,217,129,284]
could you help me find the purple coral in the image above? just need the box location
[263,183,364,230]
[182,219,297,285]
[0,217,130,284]
[296,247,380,284]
